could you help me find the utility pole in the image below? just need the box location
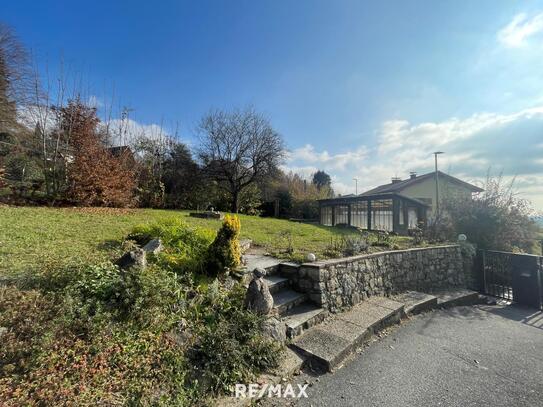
[353,178,358,195]
[433,151,444,217]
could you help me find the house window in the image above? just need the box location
[370,199,393,232]
[335,205,349,225]
[399,201,404,225]
[320,206,332,226]
[351,201,368,229]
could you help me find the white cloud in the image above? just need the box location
[330,178,353,196]
[498,12,543,48]
[104,118,171,146]
[377,109,543,155]
[287,144,368,171]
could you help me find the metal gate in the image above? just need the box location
[479,250,543,309]
[480,250,513,300]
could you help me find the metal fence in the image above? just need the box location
[478,250,542,309]
[480,250,514,300]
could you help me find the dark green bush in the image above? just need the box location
[186,283,281,395]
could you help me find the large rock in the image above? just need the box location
[239,238,252,253]
[117,248,147,270]
[143,238,163,255]
[244,268,274,315]
[261,317,286,343]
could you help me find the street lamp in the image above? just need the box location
[353,178,359,195]
[433,151,444,217]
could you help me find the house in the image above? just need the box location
[318,171,483,234]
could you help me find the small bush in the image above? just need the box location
[324,232,370,257]
[278,230,294,255]
[186,283,281,395]
[205,215,241,276]
[128,218,214,275]
[373,230,393,247]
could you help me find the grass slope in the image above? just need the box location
[0,206,382,275]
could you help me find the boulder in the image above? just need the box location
[117,248,147,270]
[253,267,266,278]
[261,317,286,343]
[239,238,252,253]
[244,268,274,315]
[143,238,163,255]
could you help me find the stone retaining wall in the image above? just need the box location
[287,245,468,313]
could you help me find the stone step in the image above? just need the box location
[291,296,404,372]
[242,254,284,275]
[273,289,308,316]
[434,289,480,308]
[264,275,290,294]
[279,262,300,278]
[282,303,328,338]
[393,291,438,316]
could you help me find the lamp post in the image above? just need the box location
[433,151,444,217]
[353,178,358,195]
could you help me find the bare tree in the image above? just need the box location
[0,22,31,130]
[25,54,83,198]
[198,107,285,213]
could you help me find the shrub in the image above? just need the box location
[127,218,214,275]
[278,230,294,255]
[205,215,241,276]
[186,283,281,395]
[324,232,370,257]
[441,174,538,251]
[58,99,136,207]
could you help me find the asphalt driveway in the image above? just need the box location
[271,304,543,407]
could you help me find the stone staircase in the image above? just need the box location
[259,263,328,339]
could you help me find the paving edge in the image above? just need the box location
[436,290,480,308]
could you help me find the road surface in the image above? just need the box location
[266,304,543,407]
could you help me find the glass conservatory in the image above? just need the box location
[318,193,428,235]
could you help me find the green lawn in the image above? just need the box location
[1,206,391,275]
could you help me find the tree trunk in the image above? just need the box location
[231,190,239,213]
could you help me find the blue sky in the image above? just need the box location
[4,0,543,209]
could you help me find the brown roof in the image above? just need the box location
[360,171,483,196]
